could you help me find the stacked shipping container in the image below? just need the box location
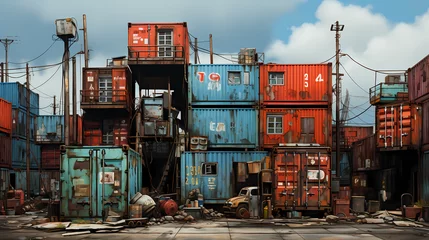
[0,98,12,206]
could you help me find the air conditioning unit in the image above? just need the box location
[238,48,257,65]
[385,75,401,84]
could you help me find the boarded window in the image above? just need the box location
[202,163,217,175]
[267,115,282,134]
[300,117,315,143]
[228,72,241,85]
[269,72,284,85]
[158,30,173,57]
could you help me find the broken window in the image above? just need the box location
[158,30,173,57]
[269,72,284,85]
[228,72,241,85]
[267,115,283,134]
[202,163,217,175]
[300,117,315,143]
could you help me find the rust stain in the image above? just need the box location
[299,91,310,99]
[265,86,275,100]
[288,89,297,98]
[73,160,89,170]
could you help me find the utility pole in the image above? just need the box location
[25,63,30,200]
[0,62,3,83]
[63,39,70,146]
[194,38,198,64]
[72,56,77,145]
[82,14,89,68]
[0,38,15,82]
[209,34,213,64]
[331,21,344,178]
[53,95,56,115]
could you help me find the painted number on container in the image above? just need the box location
[185,165,202,186]
[304,73,324,88]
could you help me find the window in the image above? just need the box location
[300,117,315,143]
[228,72,241,85]
[269,72,284,85]
[239,189,248,196]
[243,72,250,85]
[102,120,114,145]
[250,189,258,196]
[158,30,173,57]
[267,115,283,134]
[202,163,217,175]
[99,76,112,103]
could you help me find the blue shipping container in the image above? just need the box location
[181,151,269,204]
[12,108,36,141]
[188,108,259,148]
[0,82,40,115]
[36,115,64,143]
[12,138,40,169]
[60,146,142,219]
[11,170,40,196]
[188,64,259,106]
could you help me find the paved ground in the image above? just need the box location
[1,219,429,240]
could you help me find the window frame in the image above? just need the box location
[201,162,218,176]
[157,29,173,57]
[268,72,284,85]
[98,76,112,103]
[228,71,241,85]
[267,115,283,134]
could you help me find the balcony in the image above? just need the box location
[80,89,132,111]
[369,83,408,105]
[128,45,187,65]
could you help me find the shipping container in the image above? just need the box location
[369,82,408,105]
[352,134,379,171]
[41,145,61,169]
[60,146,142,219]
[12,108,36,141]
[83,117,129,146]
[332,125,373,150]
[272,147,331,211]
[408,54,429,103]
[0,134,12,169]
[12,138,40,169]
[10,170,40,196]
[260,64,332,105]
[0,98,12,135]
[0,82,40,115]
[180,151,269,204]
[421,151,429,203]
[331,151,352,185]
[188,108,258,148]
[422,101,429,151]
[81,67,134,111]
[128,22,189,64]
[40,170,60,197]
[0,168,9,196]
[188,64,259,106]
[71,114,83,145]
[260,108,331,148]
[376,103,421,149]
[35,115,83,145]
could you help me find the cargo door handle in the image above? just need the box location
[77,201,89,206]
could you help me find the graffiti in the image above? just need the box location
[209,73,220,81]
[209,121,226,132]
[208,177,216,190]
[202,72,221,91]
[197,72,205,82]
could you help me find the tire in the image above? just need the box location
[235,204,249,219]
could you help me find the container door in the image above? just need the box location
[249,188,259,217]
[274,152,300,209]
[398,104,412,147]
[112,69,127,103]
[300,152,330,208]
[95,149,126,218]
[60,150,93,218]
[378,106,395,148]
[83,70,99,103]
[200,162,220,201]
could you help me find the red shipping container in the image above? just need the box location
[408,54,429,103]
[69,114,83,145]
[260,64,332,106]
[128,22,190,64]
[376,103,421,149]
[352,134,379,171]
[260,108,331,148]
[0,98,12,135]
[41,145,61,169]
[113,119,129,146]
[333,126,373,150]
[423,101,429,151]
[0,134,12,168]
[272,148,331,211]
[83,129,102,146]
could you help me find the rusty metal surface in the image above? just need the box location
[127,23,189,64]
[82,116,129,146]
[369,82,408,105]
[423,101,429,148]
[180,151,268,204]
[11,170,40,195]
[0,82,40,115]
[260,108,331,148]
[12,138,40,169]
[376,103,421,149]
[352,134,379,171]
[41,145,61,169]
[0,98,12,135]
[333,125,373,150]
[188,108,258,148]
[272,147,331,210]
[260,63,332,105]
[60,146,142,219]
[188,64,259,106]
[0,168,9,193]
[0,134,12,169]
[36,115,64,143]
[12,108,36,141]
[408,54,429,103]
[422,151,429,203]
[40,170,60,195]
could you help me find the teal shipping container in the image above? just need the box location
[0,82,40,115]
[188,64,259,106]
[12,108,36,141]
[36,115,64,143]
[12,138,40,169]
[181,151,269,204]
[60,146,142,219]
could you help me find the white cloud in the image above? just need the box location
[264,0,429,124]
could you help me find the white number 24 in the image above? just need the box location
[304,73,324,88]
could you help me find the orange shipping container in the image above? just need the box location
[260,108,331,148]
[376,103,421,149]
[333,125,373,150]
[260,64,332,106]
[128,22,189,64]
[69,115,83,145]
[272,147,331,211]
[0,98,12,135]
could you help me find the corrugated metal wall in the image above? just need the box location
[188,108,258,148]
[180,151,268,204]
[408,54,429,103]
[0,98,12,135]
[0,82,39,115]
[422,152,429,203]
[188,64,259,105]
[12,170,40,195]
[36,115,64,143]
[0,134,12,169]
[12,138,40,169]
[12,108,36,141]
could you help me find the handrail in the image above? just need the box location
[369,82,408,103]
[80,89,130,104]
[128,45,185,60]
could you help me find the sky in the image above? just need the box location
[1,0,429,126]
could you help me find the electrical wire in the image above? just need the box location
[340,63,369,94]
[333,105,373,122]
[9,40,59,65]
[31,64,61,90]
[344,54,406,74]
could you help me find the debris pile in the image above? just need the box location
[201,207,224,219]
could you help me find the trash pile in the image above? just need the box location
[201,207,224,219]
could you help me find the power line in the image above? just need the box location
[31,64,61,90]
[9,40,59,65]
[333,105,373,122]
[340,63,369,94]
[344,53,406,74]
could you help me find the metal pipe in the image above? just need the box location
[334,21,341,178]
[0,62,3,83]
[391,106,394,147]
[26,63,30,200]
[72,57,77,145]
[400,104,403,147]
[284,152,288,208]
[318,152,321,209]
[83,14,89,68]
[305,152,308,208]
[384,106,387,148]
[209,34,213,64]
[88,150,93,217]
[101,149,106,218]
[292,152,296,208]
[63,38,70,146]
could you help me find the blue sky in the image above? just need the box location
[1,0,429,125]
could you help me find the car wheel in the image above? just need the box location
[236,204,249,219]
